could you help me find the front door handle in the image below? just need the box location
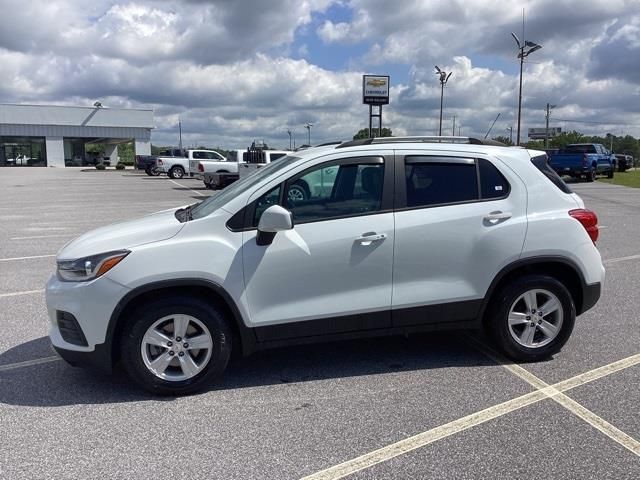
[484,211,512,224]
[356,232,387,245]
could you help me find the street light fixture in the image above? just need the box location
[304,123,313,146]
[512,33,542,146]
[435,66,452,136]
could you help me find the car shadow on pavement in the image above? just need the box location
[0,332,496,407]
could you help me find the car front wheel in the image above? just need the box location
[485,275,575,362]
[120,297,232,395]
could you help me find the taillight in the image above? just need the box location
[157,159,163,165]
[569,209,599,243]
[582,154,588,167]
[198,163,204,172]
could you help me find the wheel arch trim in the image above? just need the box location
[106,279,257,366]
[479,255,594,320]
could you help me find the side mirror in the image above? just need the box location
[256,205,293,246]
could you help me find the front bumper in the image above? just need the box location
[46,274,130,371]
[53,343,113,373]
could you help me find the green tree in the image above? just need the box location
[492,135,513,146]
[353,127,393,140]
[549,131,586,149]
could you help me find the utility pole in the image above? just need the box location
[511,27,542,145]
[544,103,556,148]
[287,129,292,150]
[452,115,456,136]
[304,123,313,146]
[507,126,513,144]
[178,117,183,151]
[435,66,452,136]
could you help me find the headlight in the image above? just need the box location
[57,250,130,282]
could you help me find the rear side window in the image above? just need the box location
[478,158,510,199]
[405,159,478,207]
[531,154,572,194]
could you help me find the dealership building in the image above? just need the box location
[0,104,153,167]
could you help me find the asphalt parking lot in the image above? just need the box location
[0,168,638,479]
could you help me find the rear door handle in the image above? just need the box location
[484,211,512,224]
[356,233,387,245]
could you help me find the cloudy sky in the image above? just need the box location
[1,0,639,148]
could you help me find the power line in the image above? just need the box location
[551,117,640,127]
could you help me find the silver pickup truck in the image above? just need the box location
[203,149,289,189]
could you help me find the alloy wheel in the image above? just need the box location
[141,314,213,381]
[507,288,564,348]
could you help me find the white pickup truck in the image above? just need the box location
[156,149,225,179]
[203,149,289,189]
[190,152,239,182]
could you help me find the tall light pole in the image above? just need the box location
[435,66,452,136]
[506,126,513,144]
[287,129,292,150]
[511,33,542,146]
[304,123,313,146]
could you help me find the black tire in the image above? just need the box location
[586,169,596,182]
[484,275,576,362]
[169,166,185,179]
[287,181,309,202]
[120,296,232,395]
[607,168,614,179]
[145,167,154,176]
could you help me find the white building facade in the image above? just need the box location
[0,104,153,167]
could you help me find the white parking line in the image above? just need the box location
[0,254,56,262]
[0,356,61,372]
[0,289,45,298]
[169,179,206,197]
[604,254,640,265]
[465,336,640,457]
[301,350,640,480]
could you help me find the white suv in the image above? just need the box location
[46,137,605,395]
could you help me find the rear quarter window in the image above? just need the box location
[531,154,572,194]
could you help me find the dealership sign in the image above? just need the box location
[528,127,562,139]
[363,75,390,105]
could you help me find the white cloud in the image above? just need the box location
[0,0,639,146]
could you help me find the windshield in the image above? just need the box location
[563,145,596,154]
[190,155,301,219]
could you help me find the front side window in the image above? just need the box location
[405,158,478,207]
[253,186,281,227]
[191,155,300,220]
[284,160,385,224]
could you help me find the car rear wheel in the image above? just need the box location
[120,297,232,395]
[169,166,185,179]
[485,275,575,362]
[586,169,596,182]
[607,168,614,179]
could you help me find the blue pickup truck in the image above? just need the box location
[548,143,615,182]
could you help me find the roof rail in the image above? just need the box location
[336,136,507,148]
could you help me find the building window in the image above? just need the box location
[0,137,47,167]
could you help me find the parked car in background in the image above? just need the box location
[156,149,222,179]
[614,154,634,172]
[204,149,289,189]
[548,143,614,182]
[135,155,161,176]
[188,151,228,181]
[47,136,604,395]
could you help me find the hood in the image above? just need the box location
[58,208,185,260]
